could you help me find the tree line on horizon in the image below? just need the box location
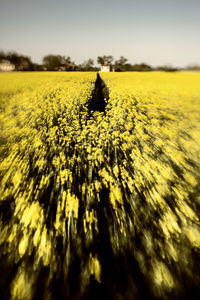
[0,51,199,72]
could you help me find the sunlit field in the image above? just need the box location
[0,71,200,299]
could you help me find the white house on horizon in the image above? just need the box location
[0,60,15,72]
[100,61,115,72]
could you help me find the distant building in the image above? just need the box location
[100,61,115,72]
[58,63,75,71]
[66,62,75,71]
[58,65,66,72]
[0,60,15,72]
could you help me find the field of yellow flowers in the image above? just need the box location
[0,71,200,299]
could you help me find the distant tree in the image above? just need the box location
[131,63,152,72]
[18,56,33,71]
[185,64,200,71]
[65,56,71,64]
[114,56,128,71]
[123,63,134,71]
[156,65,178,72]
[76,59,99,71]
[82,58,94,71]
[32,63,43,71]
[97,55,114,65]
[42,55,76,71]
[65,56,76,71]
[86,58,94,68]
[0,50,6,60]
[42,55,66,71]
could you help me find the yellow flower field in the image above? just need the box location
[0,71,200,299]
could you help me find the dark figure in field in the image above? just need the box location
[88,73,109,114]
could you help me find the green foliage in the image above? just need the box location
[156,65,179,72]
[97,55,114,65]
[186,64,200,70]
[42,54,67,71]
[76,59,100,71]
[114,56,128,71]
[131,63,153,72]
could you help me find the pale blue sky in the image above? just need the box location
[0,0,200,67]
